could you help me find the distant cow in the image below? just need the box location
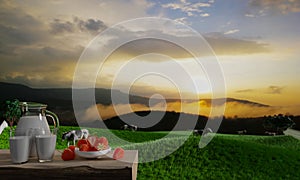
[193,128,213,136]
[122,124,137,131]
[193,129,204,136]
[62,129,89,146]
[237,130,247,135]
[265,131,276,136]
[203,128,213,136]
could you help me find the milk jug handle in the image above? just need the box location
[45,110,60,134]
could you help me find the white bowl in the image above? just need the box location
[74,147,111,159]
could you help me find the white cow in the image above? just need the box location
[194,128,213,136]
[203,128,213,136]
[62,129,89,146]
[237,130,247,135]
[122,124,137,131]
[265,131,276,136]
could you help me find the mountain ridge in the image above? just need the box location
[0,82,269,107]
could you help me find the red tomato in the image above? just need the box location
[96,143,108,151]
[89,146,98,151]
[87,135,98,147]
[98,136,109,146]
[87,136,109,151]
[68,145,76,153]
[113,147,125,160]
[79,144,90,152]
[77,139,88,148]
[61,148,75,161]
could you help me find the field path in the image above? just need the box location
[284,129,300,140]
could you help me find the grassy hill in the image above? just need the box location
[1,126,300,179]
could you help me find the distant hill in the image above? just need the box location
[0,81,155,106]
[100,110,208,131]
[0,82,269,107]
[0,82,270,126]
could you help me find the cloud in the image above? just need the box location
[83,103,150,121]
[236,89,255,93]
[0,0,150,88]
[266,85,285,94]
[249,0,300,15]
[107,38,194,60]
[236,86,285,95]
[7,0,151,25]
[0,8,45,46]
[200,13,210,17]
[0,71,72,88]
[81,99,300,121]
[162,0,212,17]
[204,32,270,55]
[0,0,272,89]
[50,17,107,35]
[223,102,300,118]
[50,19,75,34]
[224,29,240,35]
[74,17,107,33]
[223,101,279,118]
[0,2,41,27]
[0,43,82,87]
[101,30,271,63]
[174,17,191,25]
[245,13,256,18]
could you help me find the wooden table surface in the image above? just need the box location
[0,149,138,180]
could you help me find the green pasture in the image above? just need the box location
[1,126,300,179]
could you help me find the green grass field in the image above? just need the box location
[1,126,300,179]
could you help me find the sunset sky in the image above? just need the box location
[0,0,300,116]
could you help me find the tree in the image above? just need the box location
[0,99,22,136]
[263,114,295,134]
